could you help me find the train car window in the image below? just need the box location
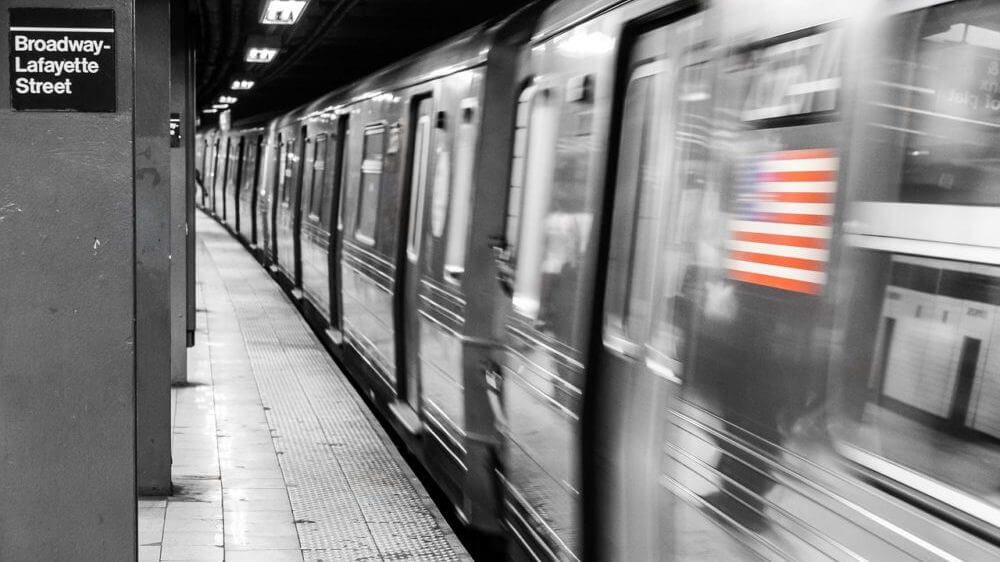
[309,134,328,220]
[505,86,536,254]
[443,98,479,285]
[355,124,385,245]
[833,0,1000,531]
[511,86,561,319]
[406,110,432,260]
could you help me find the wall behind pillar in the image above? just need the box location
[0,1,136,560]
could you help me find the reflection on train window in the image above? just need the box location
[241,137,257,197]
[309,134,328,219]
[866,0,1000,205]
[535,79,597,348]
[356,125,385,245]
[443,100,478,285]
[838,253,1000,525]
[406,109,431,260]
[284,140,300,208]
[648,62,711,372]
[320,133,339,230]
[276,139,288,204]
[505,85,535,255]
[741,27,842,122]
[511,86,560,319]
[605,62,665,342]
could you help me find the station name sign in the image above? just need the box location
[8,8,116,112]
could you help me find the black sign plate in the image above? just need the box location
[8,8,116,112]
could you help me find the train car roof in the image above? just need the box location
[268,1,544,129]
[531,0,870,46]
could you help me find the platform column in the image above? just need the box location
[135,0,173,495]
[169,0,190,385]
[0,2,136,559]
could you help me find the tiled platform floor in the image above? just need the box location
[138,212,469,561]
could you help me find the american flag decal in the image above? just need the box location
[727,148,837,295]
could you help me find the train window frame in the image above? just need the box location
[443,97,479,286]
[734,23,844,129]
[308,133,329,221]
[355,122,387,246]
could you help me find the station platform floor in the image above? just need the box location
[138,213,469,562]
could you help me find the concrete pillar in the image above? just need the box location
[135,0,173,495]
[186,1,197,348]
[0,2,136,560]
[170,0,189,385]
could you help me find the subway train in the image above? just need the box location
[196,0,1000,559]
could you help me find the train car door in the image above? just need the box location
[396,96,434,425]
[595,11,708,561]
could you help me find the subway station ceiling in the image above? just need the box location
[193,0,537,124]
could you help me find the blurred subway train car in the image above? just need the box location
[196,0,1000,559]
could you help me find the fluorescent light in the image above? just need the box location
[212,103,229,109]
[202,108,218,114]
[261,0,308,25]
[231,80,255,90]
[246,47,278,63]
[219,95,237,104]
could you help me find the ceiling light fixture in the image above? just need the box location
[212,103,229,109]
[260,0,308,25]
[219,95,238,104]
[202,108,218,114]
[231,80,255,90]
[246,47,278,64]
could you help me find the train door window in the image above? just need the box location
[211,140,222,194]
[406,101,433,260]
[281,138,299,207]
[355,124,385,245]
[241,136,258,198]
[321,128,342,230]
[604,62,671,343]
[276,137,287,204]
[442,98,479,285]
[505,86,536,254]
[511,86,561,318]
[647,62,712,373]
[300,137,317,218]
[833,0,1000,531]
[309,134,328,220]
